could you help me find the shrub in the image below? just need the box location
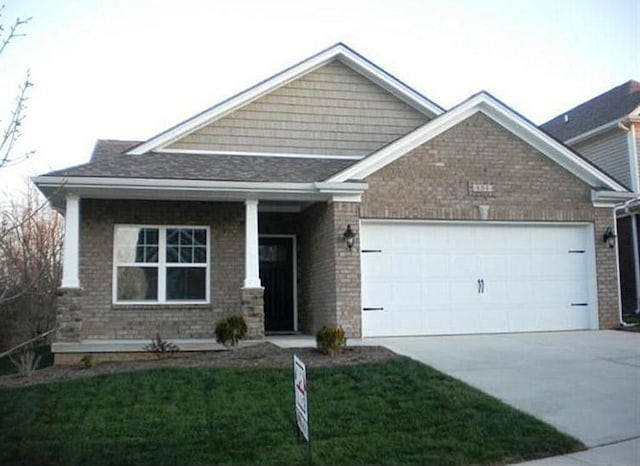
[144,334,180,358]
[80,355,96,369]
[316,325,347,356]
[9,347,41,377]
[215,315,248,347]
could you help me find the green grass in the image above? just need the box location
[0,358,583,465]
[0,345,53,376]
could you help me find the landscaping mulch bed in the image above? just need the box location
[0,343,399,389]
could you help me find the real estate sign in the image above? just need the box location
[293,354,309,441]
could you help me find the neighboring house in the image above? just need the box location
[541,81,640,316]
[34,43,631,363]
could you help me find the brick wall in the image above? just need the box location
[594,208,622,328]
[331,202,361,337]
[66,199,245,341]
[298,202,338,334]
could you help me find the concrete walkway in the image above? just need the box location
[269,330,640,465]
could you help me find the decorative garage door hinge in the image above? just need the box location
[361,249,382,253]
[570,303,588,306]
[568,250,585,253]
[363,307,384,311]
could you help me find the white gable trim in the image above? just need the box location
[327,92,628,192]
[127,43,443,155]
[154,148,365,161]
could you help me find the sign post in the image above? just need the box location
[293,354,311,464]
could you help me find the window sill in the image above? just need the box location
[112,302,211,310]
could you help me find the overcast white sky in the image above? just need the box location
[0,0,638,198]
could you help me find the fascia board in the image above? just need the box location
[128,44,443,155]
[563,119,623,145]
[32,176,367,202]
[591,189,635,205]
[329,93,628,192]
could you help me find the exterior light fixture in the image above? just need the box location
[603,226,616,248]
[343,224,356,250]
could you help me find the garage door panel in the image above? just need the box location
[362,279,390,309]
[361,222,594,337]
[422,280,452,307]
[362,253,391,277]
[422,253,450,277]
[391,253,421,277]
[450,253,477,277]
[392,281,422,309]
[478,254,507,278]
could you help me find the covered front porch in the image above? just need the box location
[34,176,366,361]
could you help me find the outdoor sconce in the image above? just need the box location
[343,224,356,250]
[603,226,616,248]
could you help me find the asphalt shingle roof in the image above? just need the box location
[541,80,640,141]
[43,140,358,183]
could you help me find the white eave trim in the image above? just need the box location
[327,92,628,193]
[127,43,443,155]
[563,118,624,145]
[154,148,365,161]
[591,189,636,207]
[33,175,368,203]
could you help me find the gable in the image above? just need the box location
[164,60,429,157]
[362,113,594,218]
[329,92,628,193]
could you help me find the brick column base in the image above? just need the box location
[241,287,265,339]
[56,287,83,342]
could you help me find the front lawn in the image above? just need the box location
[0,358,583,465]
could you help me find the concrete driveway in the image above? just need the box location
[369,330,640,449]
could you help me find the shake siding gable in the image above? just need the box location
[165,61,429,156]
[573,129,632,189]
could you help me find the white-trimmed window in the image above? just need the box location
[113,225,209,304]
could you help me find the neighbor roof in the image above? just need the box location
[46,140,356,183]
[541,80,640,142]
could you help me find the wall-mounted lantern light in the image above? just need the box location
[343,224,356,250]
[603,226,616,248]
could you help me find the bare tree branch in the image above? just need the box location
[0,4,33,169]
[0,5,32,57]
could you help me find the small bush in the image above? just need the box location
[316,325,347,356]
[144,334,180,358]
[80,355,96,369]
[215,315,248,347]
[9,347,41,377]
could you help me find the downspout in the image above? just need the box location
[614,196,640,327]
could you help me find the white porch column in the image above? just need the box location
[244,199,262,288]
[61,193,80,288]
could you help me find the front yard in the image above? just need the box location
[0,348,583,466]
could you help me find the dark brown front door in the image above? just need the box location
[259,237,294,332]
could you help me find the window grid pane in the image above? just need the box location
[115,226,208,303]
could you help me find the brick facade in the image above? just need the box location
[61,199,245,341]
[56,112,621,352]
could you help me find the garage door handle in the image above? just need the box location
[477,279,485,294]
[363,307,384,311]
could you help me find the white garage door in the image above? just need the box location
[361,222,596,337]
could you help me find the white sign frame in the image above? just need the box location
[293,354,309,441]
